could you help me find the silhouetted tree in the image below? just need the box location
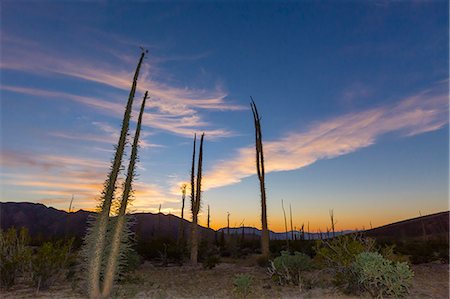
[190,133,205,265]
[177,184,187,247]
[250,98,269,258]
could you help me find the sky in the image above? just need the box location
[1,1,448,232]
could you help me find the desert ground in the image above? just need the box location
[2,258,448,299]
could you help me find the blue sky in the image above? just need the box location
[1,1,448,231]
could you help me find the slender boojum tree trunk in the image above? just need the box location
[250,98,269,258]
[281,199,289,250]
[207,204,210,229]
[329,209,336,238]
[102,91,148,298]
[289,204,294,241]
[227,212,230,235]
[190,133,204,265]
[177,184,187,247]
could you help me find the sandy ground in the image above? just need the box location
[1,261,448,298]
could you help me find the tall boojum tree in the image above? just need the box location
[190,133,205,265]
[250,98,270,258]
[81,49,147,299]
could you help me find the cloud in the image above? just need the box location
[1,151,175,212]
[48,121,162,149]
[201,83,448,190]
[1,84,236,139]
[1,37,245,138]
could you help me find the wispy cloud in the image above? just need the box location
[1,85,235,138]
[1,151,176,212]
[49,121,162,149]
[1,36,245,138]
[200,83,448,190]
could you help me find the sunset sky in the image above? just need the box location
[1,1,448,232]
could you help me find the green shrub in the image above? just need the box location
[353,252,414,298]
[315,234,376,292]
[233,273,253,298]
[31,239,74,291]
[0,227,32,289]
[269,251,312,285]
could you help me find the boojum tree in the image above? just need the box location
[190,133,204,265]
[177,184,187,247]
[281,199,289,250]
[250,98,269,258]
[207,204,210,229]
[81,49,147,299]
[102,91,148,298]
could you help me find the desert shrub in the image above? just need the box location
[0,227,32,289]
[315,234,376,293]
[268,251,312,285]
[123,248,142,273]
[202,246,220,269]
[380,244,410,264]
[31,238,73,291]
[203,254,220,269]
[233,273,253,298]
[353,252,413,298]
[395,239,449,264]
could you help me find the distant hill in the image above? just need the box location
[0,202,349,241]
[0,202,215,242]
[363,211,449,241]
[217,227,353,240]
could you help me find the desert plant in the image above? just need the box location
[202,246,220,269]
[289,204,294,241]
[233,273,254,298]
[250,98,270,259]
[281,199,289,250]
[207,204,210,229]
[101,91,148,297]
[81,49,147,299]
[31,239,74,292]
[268,251,312,285]
[353,252,414,298]
[0,227,32,289]
[177,184,187,248]
[329,209,336,238]
[190,133,205,265]
[315,234,376,292]
[380,244,410,264]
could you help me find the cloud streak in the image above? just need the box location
[1,151,177,212]
[202,83,448,190]
[1,36,245,138]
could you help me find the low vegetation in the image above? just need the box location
[0,228,73,292]
[0,228,32,289]
[268,251,312,286]
[233,273,254,298]
[353,251,413,298]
